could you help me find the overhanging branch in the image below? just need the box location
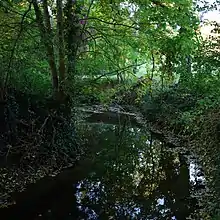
[82,17,138,30]
[93,62,146,81]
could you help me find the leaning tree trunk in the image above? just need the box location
[32,0,59,95]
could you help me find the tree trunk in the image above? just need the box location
[32,0,59,95]
[64,0,78,80]
[57,0,66,93]
[179,55,192,85]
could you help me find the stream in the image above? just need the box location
[0,116,205,219]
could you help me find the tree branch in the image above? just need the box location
[79,0,94,39]
[93,62,146,81]
[75,0,94,55]
[3,2,32,91]
[0,1,34,21]
[82,17,139,30]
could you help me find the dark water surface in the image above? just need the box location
[1,121,205,219]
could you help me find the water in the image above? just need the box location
[1,121,205,219]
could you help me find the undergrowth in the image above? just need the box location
[0,88,81,206]
[189,109,220,218]
[140,81,220,218]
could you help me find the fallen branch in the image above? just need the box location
[38,116,49,134]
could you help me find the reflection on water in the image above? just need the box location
[190,162,205,186]
[71,122,204,220]
[3,121,205,219]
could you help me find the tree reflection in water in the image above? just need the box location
[74,122,201,219]
[8,121,203,219]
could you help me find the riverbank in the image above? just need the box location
[140,87,220,218]
[0,88,79,207]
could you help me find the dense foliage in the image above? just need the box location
[0,0,200,98]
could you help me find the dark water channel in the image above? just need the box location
[1,120,205,220]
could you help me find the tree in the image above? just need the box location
[0,0,199,100]
[32,0,59,95]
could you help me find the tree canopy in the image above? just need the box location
[0,0,201,99]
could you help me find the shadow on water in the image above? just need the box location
[1,120,205,219]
